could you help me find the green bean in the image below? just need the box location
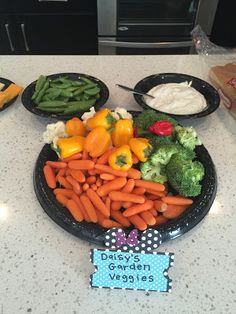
[84,86,100,96]
[34,79,50,104]
[63,99,96,114]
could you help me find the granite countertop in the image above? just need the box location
[0,55,236,314]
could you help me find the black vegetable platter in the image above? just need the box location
[34,112,217,245]
[0,77,19,112]
[21,73,109,119]
[133,73,220,119]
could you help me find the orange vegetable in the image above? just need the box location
[161,196,193,206]
[163,204,188,219]
[82,150,89,160]
[82,183,89,191]
[132,154,139,164]
[0,83,23,108]
[146,189,166,197]
[69,169,86,183]
[84,127,111,158]
[56,168,67,180]
[111,201,122,211]
[96,177,102,187]
[43,165,56,189]
[109,191,145,204]
[57,136,85,159]
[111,119,133,147]
[133,187,146,195]
[86,189,110,218]
[105,197,111,212]
[123,200,153,217]
[68,160,94,170]
[46,161,67,169]
[154,200,167,212]
[56,193,69,206]
[123,201,134,208]
[65,117,85,137]
[97,177,127,197]
[91,184,98,191]
[96,148,116,165]
[80,195,98,223]
[110,210,131,227]
[61,152,82,162]
[71,194,91,222]
[66,199,84,222]
[57,176,73,189]
[100,173,116,181]
[121,179,135,193]
[155,215,168,225]
[94,164,128,177]
[101,219,122,229]
[53,188,74,197]
[149,209,158,217]
[86,176,96,184]
[127,168,141,180]
[66,176,81,194]
[135,179,165,192]
[128,215,147,231]
[140,211,156,226]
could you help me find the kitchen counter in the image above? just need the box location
[0,55,236,314]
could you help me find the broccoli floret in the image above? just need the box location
[134,110,178,132]
[140,161,167,184]
[145,133,175,148]
[175,125,201,151]
[174,143,196,160]
[166,154,205,197]
[151,144,179,166]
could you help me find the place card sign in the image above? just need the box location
[90,228,174,292]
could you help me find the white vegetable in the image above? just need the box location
[43,121,67,144]
[81,106,96,122]
[0,82,5,91]
[112,107,133,120]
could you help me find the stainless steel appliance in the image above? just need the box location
[98,0,219,55]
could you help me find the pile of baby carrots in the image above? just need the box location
[43,148,193,231]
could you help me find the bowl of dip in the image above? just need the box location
[133,73,220,119]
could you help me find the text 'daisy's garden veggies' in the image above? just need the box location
[31,75,101,115]
[41,107,205,231]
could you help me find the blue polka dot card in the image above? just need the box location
[90,228,174,292]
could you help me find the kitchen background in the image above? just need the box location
[0,0,234,55]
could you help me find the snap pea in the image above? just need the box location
[80,77,97,85]
[46,89,61,100]
[95,93,100,99]
[84,86,100,96]
[60,90,73,98]
[32,75,47,100]
[50,82,72,89]
[34,79,50,104]
[63,99,96,115]
[36,106,66,113]
[73,84,97,96]
[71,81,86,87]
[38,100,67,108]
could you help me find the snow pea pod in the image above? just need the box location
[36,106,66,113]
[50,82,72,89]
[73,84,97,96]
[84,86,100,96]
[34,79,50,104]
[32,75,47,100]
[63,99,96,114]
[80,77,97,85]
[37,100,67,108]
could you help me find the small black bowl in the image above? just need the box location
[134,73,220,119]
[0,77,19,113]
[21,73,109,120]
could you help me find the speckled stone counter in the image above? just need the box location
[0,55,236,314]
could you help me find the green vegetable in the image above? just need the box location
[166,154,204,197]
[73,84,97,96]
[140,161,167,184]
[37,100,67,108]
[80,77,97,85]
[175,125,201,151]
[84,86,100,96]
[36,106,66,113]
[134,110,178,134]
[145,133,174,148]
[45,89,61,100]
[151,144,179,166]
[63,99,96,115]
[32,75,47,100]
[50,82,72,89]
[34,79,50,104]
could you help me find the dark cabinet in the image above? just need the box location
[0,0,98,55]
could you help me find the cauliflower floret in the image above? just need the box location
[81,106,96,123]
[112,107,133,120]
[43,121,67,144]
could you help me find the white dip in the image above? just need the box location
[145,82,207,114]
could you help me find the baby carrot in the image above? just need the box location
[82,183,89,191]
[146,194,160,200]
[132,154,139,164]
[110,210,131,227]
[91,184,97,191]
[69,169,86,183]
[149,208,158,217]
[56,168,67,180]
[97,177,127,197]
[140,211,156,226]
[57,176,73,189]
[161,196,193,206]
[146,189,166,197]
[56,193,69,206]
[127,168,141,180]
[95,164,128,177]
[100,173,116,181]
[154,200,167,212]
[82,150,89,160]
[123,200,153,217]
[86,176,96,184]
[121,178,135,193]
[101,219,122,229]
[109,191,145,204]
[128,214,147,231]
[96,148,116,165]
[155,215,168,225]
[163,204,188,219]
[66,199,84,222]
[53,188,74,198]
[46,161,67,169]
[135,179,165,192]
[80,194,98,223]
[105,197,111,212]
[111,201,122,211]
[43,165,56,189]
[68,160,94,170]
[132,187,146,195]
[123,201,134,208]
[61,152,82,162]
[96,177,102,187]
[71,194,90,222]
[86,189,110,218]
[66,176,81,194]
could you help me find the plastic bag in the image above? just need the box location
[191,25,236,120]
